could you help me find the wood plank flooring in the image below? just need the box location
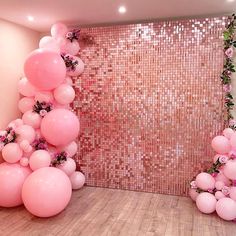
[0,186,236,236]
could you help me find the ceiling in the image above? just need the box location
[0,0,235,32]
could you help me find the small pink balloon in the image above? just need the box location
[216,198,236,221]
[23,150,34,158]
[25,145,33,153]
[211,135,231,154]
[61,40,80,55]
[22,167,72,217]
[51,23,68,38]
[195,172,215,191]
[35,129,42,139]
[29,150,51,171]
[39,36,60,52]
[215,191,225,200]
[2,143,23,163]
[22,110,42,129]
[230,133,236,149]
[19,140,30,151]
[215,181,225,190]
[66,56,84,77]
[229,187,236,201]
[14,119,24,127]
[223,128,234,139]
[215,172,231,186]
[59,141,78,158]
[16,125,36,144]
[18,77,37,97]
[189,188,199,201]
[70,171,85,190]
[20,157,29,167]
[64,76,73,85]
[18,97,35,113]
[57,158,76,176]
[0,162,32,207]
[53,84,75,105]
[196,192,217,214]
[224,160,236,180]
[34,91,54,103]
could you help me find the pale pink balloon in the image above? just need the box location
[0,163,31,207]
[53,84,75,105]
[24,49,66,90]
[66,56,84,77]
[229,187,236,201]
[59,141,78,158]
[25,145,33,153]
[35,129,42,139]
[215,172,231,186]
[22,167,72,217]
[70,171,85,190]
[18,97,35,113]
[196,192,217,214]
[64,76,73,85]
[211,136,231,154]
[39,36,60,52]
[57,158,76,176]
[61,40,80,55]
[215,181,225,190]
[2,143,23,163]
[22,110,42,129]
[216,198,236,221]
[223,128,234,139]
[16,125,36,144]
[20,157,29,167]
[215,191,225,200]
[14,119,24,127]
[230,133,236,149]
[51,23,68,38]
[34,91,54,103]
[189,188,199,201]
[224,160,236,180]
[23,150,34,158]
[18,77,37,97]
[47,145,58,157]
[195,172,215,191]
[19,140,30,151]
[41,109,80,146]
[29,150,51,171]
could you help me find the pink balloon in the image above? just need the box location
[59,141,78,158]
[18,97,35,113]
[0,162,31,207]
[195,172,215,191]
[229,187,236,201]
[196,192,217,214]
[24,49,66,90]
[70,171,85,190]
[215,191,225,200]
[16,125,36,144]
[57,158,76,176]
[41,109,80,146]
[61,40,80,55]
[189,189,199,201]
[22,167,72,217]
[51,23,68,38]
[19,140,30,151]
[20,157,29,167]
[22,110,42,129]
[53,101,70,109]
[34,91,54,103]
[64,76,73,85]
[215,181,225,190]
[216,198,236,221]
[2,143,23,163]
[66,56,84,77]
[18,77,37,97]
[223,160,236,180]
[230,133,236,149]
[223,128,234,139]
[215,172,231,186]
[29,150,51,171]
[211,136,231,154]
[39,36,60,52]
[53,84,75,105]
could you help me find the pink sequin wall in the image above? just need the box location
[72,16,227,196]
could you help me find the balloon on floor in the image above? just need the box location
[0,23,85,217]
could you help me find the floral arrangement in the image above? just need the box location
[61,54,78,72]
[32,138,48,150]
[33,101,53,117]
[0,127,17,149]
[66,29,80,42]
[51,151,68,167]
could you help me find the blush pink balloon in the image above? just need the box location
[29,150,51,171]
[2,143,23,163]
[0,162,32,207]
[41,109,80,146]
[16,125,36,144]
[223,160,236,180]
[215,181,225,190]
[22,110,42,129]
[66,56,84,77]
[70,171,85,190]
[230,133,236,149]
[57,158,76,176]
[229,187,236,201]
[20,157,29,167]
[216,198,236,221]
[18,97,35,113]
[196,192,217,214]
[22,167,72,217]
[223,128,234,139]
[53,84,75,105]
[195,172,215,191]
[34,91,54,103]
[18,77,37,97]
[215,191,225,200]
[51,23,68,38]
[61,40,80,55]
[64,76,73,85]
[59,141,78,158]
[24,49,66,90]
[211,135,231,154]
[19,140,30,151]
[189,189,199,201]
[215,173,231,186]
[39,36,60,52]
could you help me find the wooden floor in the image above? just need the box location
[1,187,236,236]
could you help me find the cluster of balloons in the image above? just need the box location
[0,23,85,218]
[190,127,236,221]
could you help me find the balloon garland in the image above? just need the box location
[0,23,85,217]
[190,14,236,221]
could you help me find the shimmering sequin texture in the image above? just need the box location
[72,17,227,196]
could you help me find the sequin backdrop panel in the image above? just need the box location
[73,17,226,196]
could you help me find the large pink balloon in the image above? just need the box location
[61,40,80,55]
[59,141,78,158]
[196,192,217,214]
[0,163,31,207]
[195,172,215,191]
[51,23,68,38]
[18,97,35,113]
[29,150,51,171]
[216,198,236,221]
[24,49,66,90]
[57,157,76,176]
[22,110,42,129]
[41,109,80,146]
[53,84,75,105]
[2,143,23,163]
[70,171,85,190]
[18,77,37,97]
[16,125,36,144]
[39,36,60,52]
[223,160,236,180]
[66,56,84,77]
[211,136,231,154]
[22,167,72,217]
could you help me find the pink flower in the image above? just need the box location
[223,84,232,92]
[219,155,229,164]
[222,186,230,195]
[39,109,47,117]
[208,189,214,193]
[233,180,236,187]
[190,181,197,189]
[229,150,236,159]
[229,119,236,127]
[211,173,217,177]
[225,47,234,58]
